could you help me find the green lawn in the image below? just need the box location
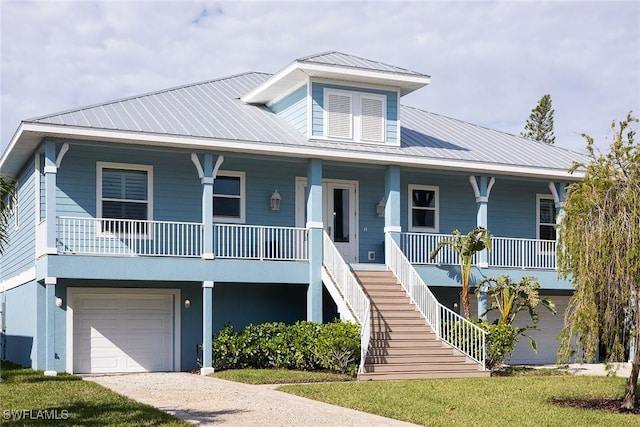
[0,362,188,426]
[279,376,640,427]
[212,368,353,384]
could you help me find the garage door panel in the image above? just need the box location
[72,292,175,374]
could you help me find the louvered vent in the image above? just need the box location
[360,96,384,141]
[326,93,352,139]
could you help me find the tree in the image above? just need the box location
[476,275,556,369]
[429,227,492,319]
[522,94,556,144]
[0,176,16,254]
[557,112,640,410]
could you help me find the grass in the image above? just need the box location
[279,376,640,427]
[0,361,188,426]
[211,368,353,384]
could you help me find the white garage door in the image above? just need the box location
[72,291,176,374]
[470,293,570,365]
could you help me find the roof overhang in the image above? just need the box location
[241,61,431,105]
[0,123,584,181]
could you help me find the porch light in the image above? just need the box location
[376,197,386,217]
[184,299,191,309]
[270,189,281,211]
[55,297,63,307]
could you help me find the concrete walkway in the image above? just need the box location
[84,373,418,426]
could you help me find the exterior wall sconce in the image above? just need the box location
[270,189,281,211]
[55,297,63,307]
[452,302,459,311]
[184,299,191,309]
[376,197,386,217]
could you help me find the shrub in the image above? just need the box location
[212,320,360,375]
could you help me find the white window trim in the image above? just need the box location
[536,194,556,241]
[408,184,439,232]
[322,88,386,143]
[213,171,246,224]
[96,162,153,236]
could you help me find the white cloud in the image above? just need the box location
[1,0,638,156]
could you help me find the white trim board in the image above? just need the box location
[1,267,37,292]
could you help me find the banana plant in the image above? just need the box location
[429,227,492,319]
[0,176,16,254]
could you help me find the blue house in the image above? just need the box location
[0,52,583,379]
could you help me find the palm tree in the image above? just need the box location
[0,176,16,254]
[429,227,492,319]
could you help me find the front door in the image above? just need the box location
[324,182,358,263]
[295,179,358,263]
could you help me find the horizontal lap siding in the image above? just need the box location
[488,179,553,238]
[269,85,307,136]
[1,158,36,281]
[401,170,476,234]
[56,143,201,223]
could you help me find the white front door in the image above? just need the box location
[324,182,358,263]
[296,178,358,263]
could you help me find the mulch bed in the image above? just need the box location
[549,398,640,414]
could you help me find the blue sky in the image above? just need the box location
[1,1,638,155]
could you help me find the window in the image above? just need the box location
[408,185,439,232]
[324,89,386,143]
[537,195,557,240]
[213,172,245,223]
[97,162,152,234]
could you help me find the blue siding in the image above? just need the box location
[2,281,38,368]
[401,169,477,234]
[311,82,398,144]
[488,179,553,238]
[1,157,36,281]
[269,85,307,136]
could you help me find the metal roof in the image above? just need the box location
[3,68,586,178]
[297,51,429,77]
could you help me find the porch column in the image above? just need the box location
[202,154,214,259]
[548,182,566,231]
[470,175,495,320]
[384,165,401,260]
[44,141,57,254]
[306,159,323,322]
[44,277,57,376]
[201,281,215,375]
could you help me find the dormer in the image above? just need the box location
[242,52,430,146]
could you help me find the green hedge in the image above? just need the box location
[212,321,360,375]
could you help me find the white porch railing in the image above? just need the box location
[489,237,557,269]
[57,217,203,257]
[214,224,308,261]
[322,231,371,376]
[400,232,556,270]
[386,233,486,369]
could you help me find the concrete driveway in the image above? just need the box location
[84,372,418,426]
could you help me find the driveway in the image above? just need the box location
[84,372,418,426]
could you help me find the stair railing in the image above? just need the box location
[385,233,487,369]
[322,231,371,376]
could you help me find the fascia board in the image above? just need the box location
[6,123,584,181]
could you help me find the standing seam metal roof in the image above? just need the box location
[26,70,585,171]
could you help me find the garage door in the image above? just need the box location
[72,291,175,374]
[470,293,570,365]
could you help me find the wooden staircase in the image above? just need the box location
[353,270,489,380]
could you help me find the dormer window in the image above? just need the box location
[324,88,386,143]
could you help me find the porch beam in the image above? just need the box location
[306,159,323,322]
[201,281,215,375]
[44,277,57,376]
